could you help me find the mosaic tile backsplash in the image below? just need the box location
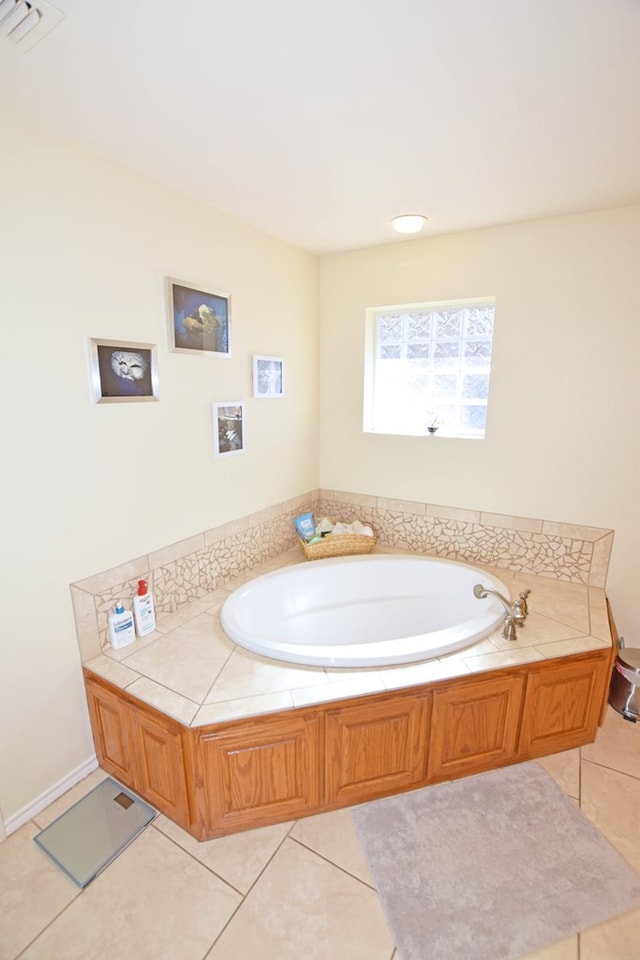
[70,489,613,661]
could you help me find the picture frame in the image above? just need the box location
[89,338,159,403]
[167,277,231,356]
[212,402,245,457]
[252,355,285,398]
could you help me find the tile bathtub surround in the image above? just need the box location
[83,549,611,729]
[71,493,315,660]
[317,490,613,587]
[70,488,613,663]
[2,708,639,960]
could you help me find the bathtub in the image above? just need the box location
[220,554,510,667]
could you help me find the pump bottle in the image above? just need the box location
[109,601,135,649]
[133,579,156,636]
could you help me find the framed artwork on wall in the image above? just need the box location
[167,278,231,356]
[252,355,285,398]
[89,338,159,403]
[213,401,245,457]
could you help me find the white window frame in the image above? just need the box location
[363,297,495,440]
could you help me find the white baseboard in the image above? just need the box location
[3,754,99,838]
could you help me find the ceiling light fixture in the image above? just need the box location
[391,214,428,235]
[0,0,63,50]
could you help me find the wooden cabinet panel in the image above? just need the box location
[325,694,429,804]
[85,676,191,829]
[84,641,611,840]
[197,713,321,834]
[519,653,609,757]
[85,678,133,784]
[129,708,190,828]
[429,674,524,779]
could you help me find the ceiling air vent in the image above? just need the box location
[0,0,64,51]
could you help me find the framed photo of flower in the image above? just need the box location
[89,338,159,403]
[212,402,245,457]
[252,355,285,398]
[167,278,231,356]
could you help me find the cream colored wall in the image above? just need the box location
[0,111,319,824]
[2,106,638,831]
[318,205,640,643]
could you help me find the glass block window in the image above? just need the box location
[364,299,495,438]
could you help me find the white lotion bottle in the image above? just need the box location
[109,601,136,649]
[133,579,156,636]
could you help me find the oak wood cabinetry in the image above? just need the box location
[324,691,430,805]
[84,647,612,841]
[195,712,322,836]
[85,677,133,785]
[518,656,610,758]
[428,673,525,780]
[85,677,192,831]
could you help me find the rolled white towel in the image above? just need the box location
[315,516,334,535]
[332,522,350,534]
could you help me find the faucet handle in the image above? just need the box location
[518,589,531,617]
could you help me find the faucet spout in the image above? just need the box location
[473,583,531,641]
[473,584,513,616]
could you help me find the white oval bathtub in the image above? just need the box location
[220,554,510,667]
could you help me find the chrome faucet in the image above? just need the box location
[473,584,531,641]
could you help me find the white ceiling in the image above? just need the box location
[1,0,639,254]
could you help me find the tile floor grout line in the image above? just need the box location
[197,821,301,958]
[576,743,583,960]
[578,745,583,809]
[201,893,247,960]
[148,821,246,897]
[287,833,378,891]
[580,755,640,783]
[14,830,84,960]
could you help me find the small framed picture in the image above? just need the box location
[213,402,245,457]
[89,338,159,403]
[252,355,285,398]
[167,278,231,356]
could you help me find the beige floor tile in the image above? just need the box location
[21,826,241,960]
[0,822,79,960]
[519,935,578,959]
[32,769,107,830]
[153,816,293,894]
[290,808,373,885]
[536,749,581,800]
[581,706,640,779]
[396,938,579,960]
[206,837,394,960]
[580,906,640,960]
[580,760,640,872]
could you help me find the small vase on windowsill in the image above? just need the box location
[425,410,444,435]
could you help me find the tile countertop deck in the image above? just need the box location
[83,547,613,729]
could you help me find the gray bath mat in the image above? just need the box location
[34,777,156,887]
[352,762,640,960]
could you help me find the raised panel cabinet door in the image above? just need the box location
[129,707,191,829]
[429,674,524,780]
[519,653,610,757]
[85,679,134,784]
[197,713,321,834]
[325,694,429,804]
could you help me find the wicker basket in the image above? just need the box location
[298,532,377,561]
